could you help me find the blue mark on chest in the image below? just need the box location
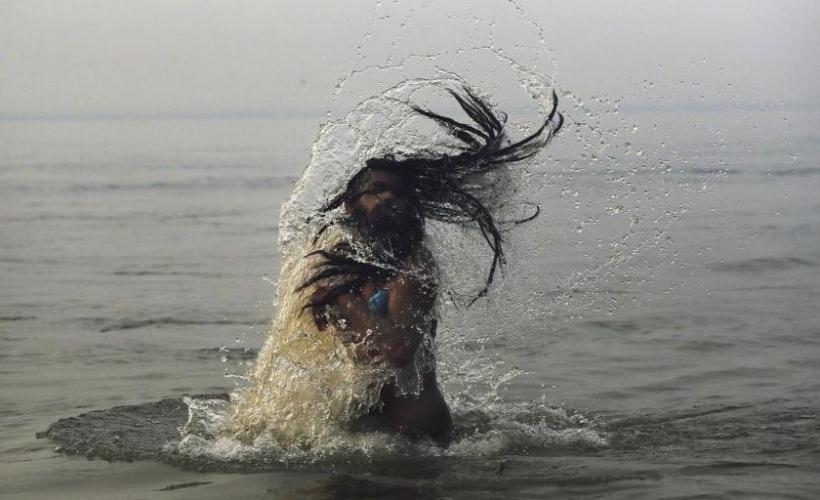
[367,289,389,316]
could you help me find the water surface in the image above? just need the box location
[1,114,819,498]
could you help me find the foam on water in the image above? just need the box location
[173,394,606,465]
[38,392,818,476]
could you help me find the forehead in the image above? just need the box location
[361,169,402,186]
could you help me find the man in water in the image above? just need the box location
[308,166,453,442]
[298,87,563,444]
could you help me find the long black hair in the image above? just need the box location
[300,85,563,318]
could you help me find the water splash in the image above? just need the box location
[173,394,605,465]
[218,72,564,449]
[175,0,683,463]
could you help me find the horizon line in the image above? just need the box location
[1,101,818,123]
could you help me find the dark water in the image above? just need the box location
[2,114,820,498]
[36,394,819,498]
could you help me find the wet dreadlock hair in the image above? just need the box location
[299,85,563,318]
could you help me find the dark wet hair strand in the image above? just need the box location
[303,85,563,307]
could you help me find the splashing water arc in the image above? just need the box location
[208,74,567,454]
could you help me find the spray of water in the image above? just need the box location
[176,0,686,463]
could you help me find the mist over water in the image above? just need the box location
[2,1,820,498]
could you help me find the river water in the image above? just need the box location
[1,109,819,498]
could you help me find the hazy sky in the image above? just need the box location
[1,0,819,118]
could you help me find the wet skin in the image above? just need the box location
[313,170,453,444]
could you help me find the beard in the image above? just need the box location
[354,198,424,260]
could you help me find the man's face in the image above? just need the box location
[348,170,403,218]
[345,170,423,259]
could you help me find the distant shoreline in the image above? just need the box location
[3,102,819,123]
